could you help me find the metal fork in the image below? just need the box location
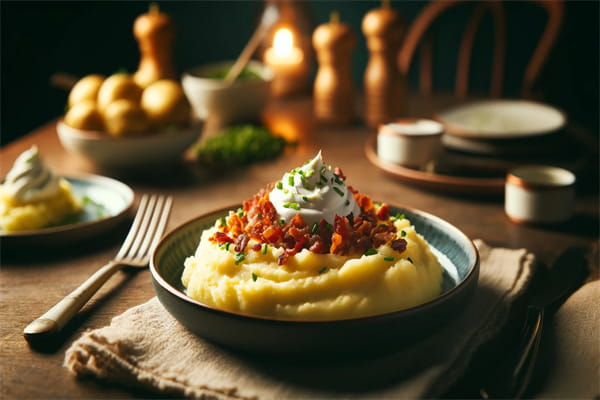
[23,194,173,343]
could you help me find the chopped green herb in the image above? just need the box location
[262,243,268,255]
[219,217,226,227]
[384,256,395,262]
[311,222,319,233]
[334,176,344,185]
[306,169,315,178]
[288,175,295,186]
[333,187,344,196]
[276,181,283,190]
[318,266,328,274]
[283,202,301,210]
[364,248,377,256]
[225,242,231,251]
[234,252,246,265]
[302,196,309,202]
[374,201,382,206]
[280,219,286,225]
[345,200,349,206]
[252,272,258,281]
[401,230,406,237]
[326,223,332,231]
[236,208,244,217]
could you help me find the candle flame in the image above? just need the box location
[273,28,295,57]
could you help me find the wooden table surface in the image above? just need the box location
[1,95,598,399]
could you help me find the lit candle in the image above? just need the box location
[265,27,304,66]
[264,27,308,97]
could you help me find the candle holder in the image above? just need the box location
[259,0,314,98]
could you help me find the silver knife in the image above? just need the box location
[480,246,589,399]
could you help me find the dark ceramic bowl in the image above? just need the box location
[150,205,479,359]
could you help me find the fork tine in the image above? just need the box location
[134,195,170,258]
[116,194,150,259]
[149,196,173,252]
[124,194,158,259]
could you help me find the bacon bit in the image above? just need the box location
[391,238,407,252]
[234,233,249,252]
[377,204,390,220]
[212,231,234,243]
[333,167,346,181]
[251,243,263,252]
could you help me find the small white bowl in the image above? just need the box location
[181,60,273,125]
[377,119,444,169]
[57,120,202,169]
[505,165,576,224]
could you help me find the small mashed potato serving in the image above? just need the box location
[0,146,82,232]
[182,152,443,320]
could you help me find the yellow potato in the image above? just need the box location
[103,99,149,136]
[140,79,191,129]
[97,74,143,111]
[68,74,104,107]
[64,100,104,131]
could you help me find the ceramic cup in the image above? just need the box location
[377,119,443,169]
[505,165,576,224]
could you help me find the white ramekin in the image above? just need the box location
[505,165,576,224]
[377,119,443,169]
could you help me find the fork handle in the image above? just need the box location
[23,261,122,342]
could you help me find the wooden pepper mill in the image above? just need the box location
[312,12,357,125]
[362,0,405,127]
[133,3,176,88]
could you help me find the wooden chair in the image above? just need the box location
[397,0,564,99]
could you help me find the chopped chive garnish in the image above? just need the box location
[257,213,263,219]
[318,266,328,274]
[401,230,406,237]
[234,252,245,264]
[306,169,315,178]
[374,201,382,206]
[326,223,332,231]
[407,257,414,264]
[276,181,283,190]
[311,222,319,233]
[333,187,344,196]
[237,208,244,216]
[345,200,349,206]
[334,176,343,185]
[252,272,258,281]
[262,243,268,255]
[384,256,394,262]
[283,202,301,210]
[219,217,226,227]
[225,242,231,251]
[280,219,286,225]
[302,196,309,202]
[364,248,377,256]
[320,174,327,183]
[288,175,295,186]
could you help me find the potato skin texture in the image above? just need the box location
[64,100,104,131]
[103,99,149,137]
[97,74,143,111]
[68,74,104,107]
[141,79,190,129]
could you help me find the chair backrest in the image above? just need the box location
[397,0,564,99]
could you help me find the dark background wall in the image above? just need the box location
[1,0,598,145]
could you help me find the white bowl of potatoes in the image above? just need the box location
[58,73,202,169]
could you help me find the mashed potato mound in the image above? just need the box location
[182,216,443,320]
[0,179,82,232]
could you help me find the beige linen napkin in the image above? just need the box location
[534,280,600,399]
[64,240,534,399]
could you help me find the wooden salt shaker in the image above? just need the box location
[362,1,405,127]
[312,12,357,125]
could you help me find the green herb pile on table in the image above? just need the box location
[195,125,292,166]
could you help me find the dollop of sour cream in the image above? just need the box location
[3,146,61,203]
[269,151,360,225]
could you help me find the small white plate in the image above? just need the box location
[437,100,566,140]
[1,174,134,247]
